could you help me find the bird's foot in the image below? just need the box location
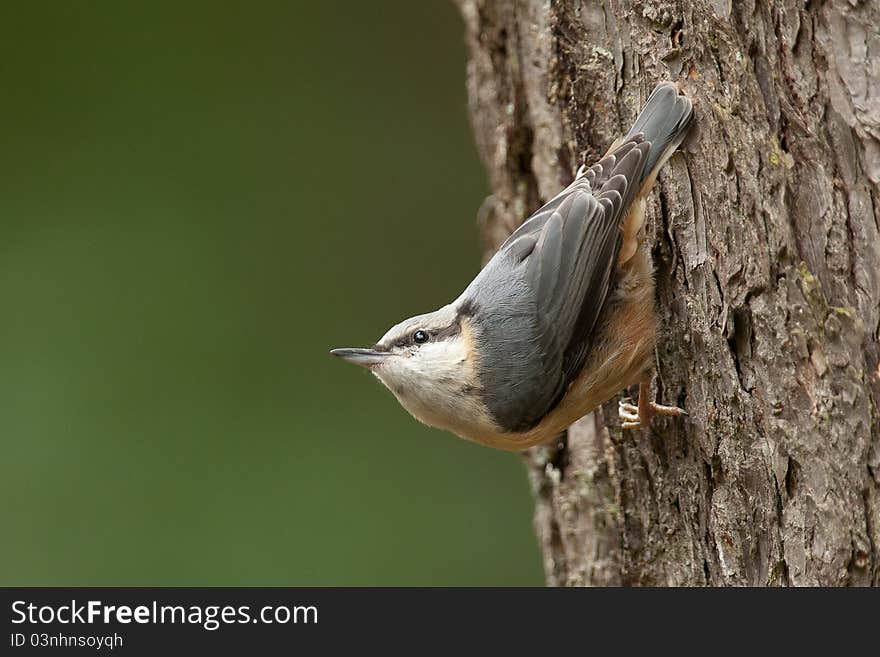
[618,382,687,430]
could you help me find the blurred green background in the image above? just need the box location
[0,2,543,584]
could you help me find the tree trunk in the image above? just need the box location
[455,0,880,586]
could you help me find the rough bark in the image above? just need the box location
[455,0,880,586]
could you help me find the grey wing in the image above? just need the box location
[468,138,650,433]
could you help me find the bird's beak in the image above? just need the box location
[330,348,390,368]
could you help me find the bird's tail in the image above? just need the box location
[624,82,694,181]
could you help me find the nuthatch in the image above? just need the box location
[332,82,694,451]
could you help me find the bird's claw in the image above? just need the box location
[651,402,689,418]
[618,401,642,429]
[618,399,687,430]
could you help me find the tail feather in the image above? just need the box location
[625,82,694,179]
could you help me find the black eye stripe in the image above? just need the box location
[432,321,463,341]
[381,318,463,351]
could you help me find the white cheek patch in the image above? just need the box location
[421,339,467,365]
[368,334,499,438]
[374,338,469,394]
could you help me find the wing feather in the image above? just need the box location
[463,137,651,432]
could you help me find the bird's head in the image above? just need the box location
[331,301,490,434]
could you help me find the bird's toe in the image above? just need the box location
[650,402,687,417]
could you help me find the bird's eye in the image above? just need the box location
[413,330,429,344]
